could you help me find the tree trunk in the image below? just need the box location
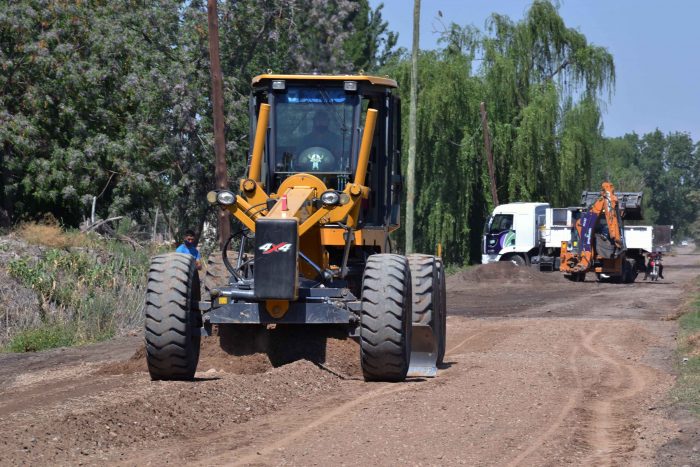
[480,102,499,207]
[405,0,420,254]
[0,142,13,228]
[207,0,230,250]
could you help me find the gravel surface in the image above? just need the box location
[0,248,698,465]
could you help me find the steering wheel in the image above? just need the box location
[293,146,336,172]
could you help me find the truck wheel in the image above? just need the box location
[623,259,636,283]
[506,254,526,266]
[360,254,412,382]
[407,254,446,367]
[565,272,586,282]
[145,253,201,381]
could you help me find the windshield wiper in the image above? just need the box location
[317,86,348,132]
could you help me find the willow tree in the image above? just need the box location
[384,34,484,264]
[480,0,615,207]
[382,0,615,265]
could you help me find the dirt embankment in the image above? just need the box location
[0,250,698,465]
[447,261,568,288]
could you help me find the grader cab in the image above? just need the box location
[144,74,446,382]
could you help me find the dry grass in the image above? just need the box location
[673,287,700,414]
[0,269,43,346]
[15,222,88,249]
[687,331,700,357]
[1,224,153,351]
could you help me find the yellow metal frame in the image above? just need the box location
[225,107,378,235]
[212,68,407,317]
[251,73,398,88]
[216,104,386,318]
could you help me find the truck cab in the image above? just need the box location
[482,202,549,265]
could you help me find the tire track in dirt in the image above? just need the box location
[504,323,655,466]
[504,328,587,467]
[184,329,494,466]
[580,323,650,466]
[225,383,408,467]
[0,374,131,417]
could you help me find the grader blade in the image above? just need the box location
[407,324,438,378]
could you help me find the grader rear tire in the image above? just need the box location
[407,254,447,366]
[202,253,231,301]
[360,254,412,382]
[145,253,201,381]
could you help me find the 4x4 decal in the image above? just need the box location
[259,242,292,254]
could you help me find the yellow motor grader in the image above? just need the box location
[144,74,446,381]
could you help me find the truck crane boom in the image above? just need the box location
[561,181,624,274]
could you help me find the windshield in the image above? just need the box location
[273,87,356,174]
[488,214,514,233]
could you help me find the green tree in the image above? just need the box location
[591,130,699,238]
[480,0,614,208]
[383,0,615,264]
[344,1,398,72]
[1,1,210,230]
[1,0,397,237]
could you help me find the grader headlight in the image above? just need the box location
[216,190,236,205]
[320,190,341,206]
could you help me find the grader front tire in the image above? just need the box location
[145,253,201,381]
[360,254,412,382]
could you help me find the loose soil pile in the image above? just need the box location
[98,331,361,379]
[1,359,347,465]
[447,261,567,290]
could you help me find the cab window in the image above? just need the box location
[274,87,357,174]
[489,214,514,233]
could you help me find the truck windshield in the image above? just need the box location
[273,87,356,175]
[488,214,514,233]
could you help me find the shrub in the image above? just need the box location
[6,324,76,352]
[3,224,159,351]
[673,288,700,414]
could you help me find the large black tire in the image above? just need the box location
[145,253,201,381]
[360,254,412,382]
[505,254,527,266]
[407,254,447,366]
[565,272,586,282]
[624,259,637,283]
[202,253,231,301]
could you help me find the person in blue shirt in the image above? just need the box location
[176,229,202,270]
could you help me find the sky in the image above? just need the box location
[369,0,700,141]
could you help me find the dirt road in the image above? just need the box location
[1,250,698,466]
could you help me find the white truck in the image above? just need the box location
[482,202,653,275]
[481,202,549,266]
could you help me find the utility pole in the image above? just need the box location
[207,0,230,249]
[480,102,499,207]
[405,0,420,254]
